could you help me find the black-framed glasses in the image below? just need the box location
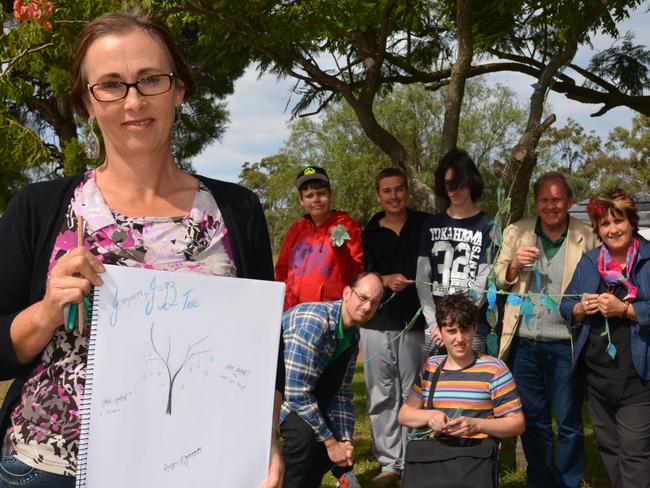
[87,73,175,102]
[351,288,381,309]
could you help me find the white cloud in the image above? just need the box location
[192,68,294,182]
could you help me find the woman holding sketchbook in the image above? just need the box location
[0,10,283,488]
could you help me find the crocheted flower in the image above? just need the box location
[330,224,351,248]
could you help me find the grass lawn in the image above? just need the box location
[0,369,611,487]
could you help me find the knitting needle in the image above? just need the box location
[77,215,85,333]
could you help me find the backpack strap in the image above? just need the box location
[425,356,447,410]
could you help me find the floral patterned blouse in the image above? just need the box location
[5,171,236,476]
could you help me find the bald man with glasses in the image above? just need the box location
[279,272,384,488]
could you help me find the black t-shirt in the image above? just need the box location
[583,281,650,405]
[362,209,430,331]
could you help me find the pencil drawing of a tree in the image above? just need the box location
[147,323,210,415]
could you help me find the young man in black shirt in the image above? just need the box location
[361,168,430,487]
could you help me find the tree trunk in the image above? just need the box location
[440,0,473,157]
[166,378,174,415]
[345,98,437,212]
[504,34,578,222]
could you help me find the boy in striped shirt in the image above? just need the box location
[399,293,524,439]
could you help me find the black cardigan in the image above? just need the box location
[0,174,284,435]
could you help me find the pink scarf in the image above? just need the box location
[597,236,639,302]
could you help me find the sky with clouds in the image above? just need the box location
[192,3,649,183]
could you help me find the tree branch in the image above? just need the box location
[298,92,336,117]
[567,61,620,93]
[488,48,546,71]
[440,0,474,155]
[376,0,399,66]
[1,42,54,73]
[149,323,172,380]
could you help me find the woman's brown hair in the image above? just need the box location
[586,188,639,235]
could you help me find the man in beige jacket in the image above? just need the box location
[495,172,597,488]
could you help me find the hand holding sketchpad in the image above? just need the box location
[76,265,284,488]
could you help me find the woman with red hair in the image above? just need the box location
[561,189,650,487]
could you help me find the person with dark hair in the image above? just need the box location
[275,166,364,312]
[416,149,494,355]
[433,149,485,208]
[361,167,430,487]
[398,293,524,468]
[495,172,596,488]
[280,272,384,488]
[0,10,283,488]
[561,189,650,488]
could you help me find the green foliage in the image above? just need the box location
[240,81,528,251]
[46,65,73,100]
[174,97,229,166]
[187,0,644,104]
[601,114,650,192]
[239,155,303,253]
[0,106,52,207]
[1,1,116,182]
[62,138,90,176]
[178,0,458,111]
[499,0,642,51]
[472,0,523,50]
[0,107,52,167]
[0,381,9,402]
[537,115,650,201]
[588,32,650,96]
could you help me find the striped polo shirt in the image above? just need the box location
[410,354,522,438]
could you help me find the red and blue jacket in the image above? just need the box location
[275,211,364,311]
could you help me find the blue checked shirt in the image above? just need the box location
[280,301,358,442]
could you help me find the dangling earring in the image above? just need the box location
[84,116,100,159]
[171,105,186,154]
